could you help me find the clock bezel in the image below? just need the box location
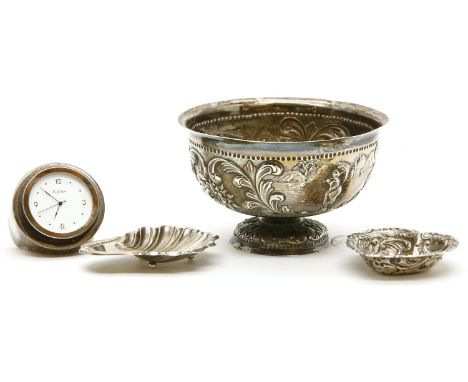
[23,166,100,239]
[12,163,105,251]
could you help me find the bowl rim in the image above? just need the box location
[179,97,389,144]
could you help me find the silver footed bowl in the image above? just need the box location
[80,226,219,268]
[179,98,388,255]
[346,228,459,275]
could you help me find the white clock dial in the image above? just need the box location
[28,172,94,234]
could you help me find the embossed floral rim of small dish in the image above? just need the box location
[80,226,219,268]
[346,228,458,275]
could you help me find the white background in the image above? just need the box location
[0,1,466,381]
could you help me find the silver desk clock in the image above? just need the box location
[10,163,105,254]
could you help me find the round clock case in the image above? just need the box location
[10,163,105,254]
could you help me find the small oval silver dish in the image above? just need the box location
[80,226,219,268]
[346,228,458,275]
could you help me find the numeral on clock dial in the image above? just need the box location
[28,172,93,234]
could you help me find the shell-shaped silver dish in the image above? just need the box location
[80,226,219,268]
[346,228,458,275]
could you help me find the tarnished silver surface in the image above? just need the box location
[10,163,105,254]
[231,217,329,255]
[179,98,388,255]
[346,228,459,275]
[80,226,219,268]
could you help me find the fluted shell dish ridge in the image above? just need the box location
[80,226,219,267]
[119,226,218,254]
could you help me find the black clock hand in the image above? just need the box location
[38,200,66,214]
[38,203,58,213]
[53,200,66,220]
[53,205,60,220]
[40,187,60,203]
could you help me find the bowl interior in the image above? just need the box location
[181,98,387,143]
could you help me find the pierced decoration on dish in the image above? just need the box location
[346,228,458,275]
[80,226,219,268]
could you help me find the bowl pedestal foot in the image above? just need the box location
[231,217,329,255]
